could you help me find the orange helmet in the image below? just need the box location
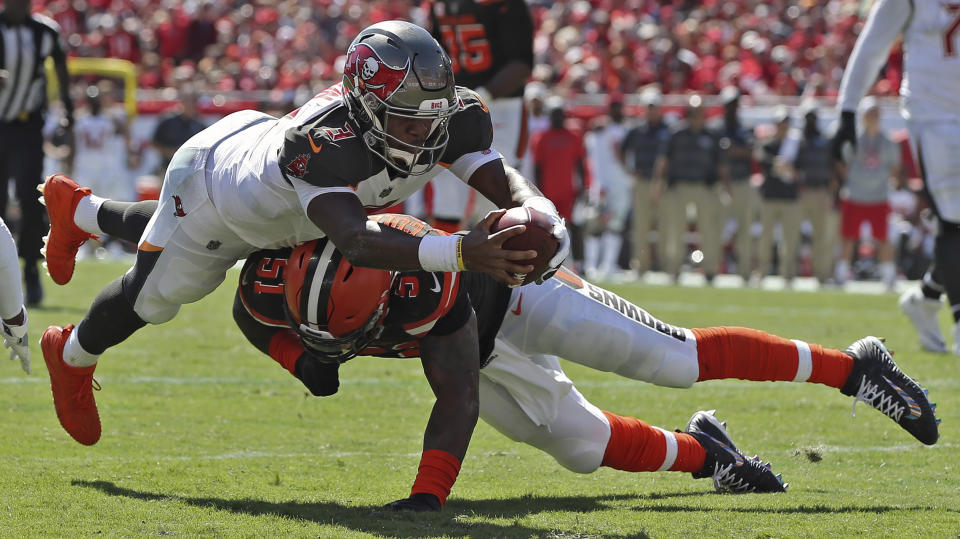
[284,238,393,363]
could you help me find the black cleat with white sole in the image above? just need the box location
[840,336,940,445]
[685,410,787,493]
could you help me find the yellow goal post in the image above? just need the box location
[45,56,138,118]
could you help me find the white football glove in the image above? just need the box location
[2,309,30,374]
[522,196,570,284]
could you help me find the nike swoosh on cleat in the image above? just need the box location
[883,375,923,419]
[429,272,441,293]
[511,294,523,316]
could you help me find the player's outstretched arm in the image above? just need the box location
[308,192,534,286]
[387,312,481,512]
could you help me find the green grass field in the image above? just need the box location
[2,261,958,537]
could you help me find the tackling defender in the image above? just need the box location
[36,21,570,447]
[834,0,960,353]
[44,183,939,510]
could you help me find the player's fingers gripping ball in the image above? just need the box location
[491,206,560,286]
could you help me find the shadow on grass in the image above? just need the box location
[74,479,651,538]
[76,479,955,537]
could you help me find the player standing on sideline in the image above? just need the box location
[37,21,569,455]
[585,98,633,281]
[833,0,960,353]
[1,217,30,374]
[425,0,534,231]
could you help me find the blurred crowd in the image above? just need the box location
[33,0,893,101]
[523,89,933,288]
[31,0,924,286]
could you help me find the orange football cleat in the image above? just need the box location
[41,325,101,446]
[37,174,96,285]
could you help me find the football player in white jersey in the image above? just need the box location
[73,86,130,201]
[584,99,633,280]
[834,0,960,354]
[35,21,570,449]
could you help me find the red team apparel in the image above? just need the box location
[530,128,588,220]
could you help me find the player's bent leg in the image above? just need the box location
[479,355,786,492]
[499,271,701,387]
[97,200,160,244]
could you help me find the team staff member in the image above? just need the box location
[713,87,757,280]
[621,88,669,275]
[0,0,74,305]
[426,0,534,230]
[756,111,801,281]
[653,95,725,281]
[793,106,838,284]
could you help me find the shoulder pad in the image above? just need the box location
[279,110,379,188]
[442,87,494,164]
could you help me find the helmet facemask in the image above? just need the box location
[349,88,456,176]
[297,303,386,363]
[284,239,395,364]
[342,21,459,176]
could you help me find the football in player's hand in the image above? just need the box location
[491,206,559,285]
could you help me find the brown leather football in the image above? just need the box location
[491,206,558,285]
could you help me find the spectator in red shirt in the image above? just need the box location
[531,102,590,271]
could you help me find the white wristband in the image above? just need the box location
[418,235,462,272]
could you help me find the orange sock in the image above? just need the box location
[601,411,705,473]
[410,449,461,506]
[268,329,305,375]
[692,326,853,388]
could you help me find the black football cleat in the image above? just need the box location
[685,410,787,493]
[841,336,939,445]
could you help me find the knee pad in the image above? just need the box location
[132,297,181,325]
[480,380,609,474]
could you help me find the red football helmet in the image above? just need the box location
[284,238,394,363]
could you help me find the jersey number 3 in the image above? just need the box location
[440,24,492,73]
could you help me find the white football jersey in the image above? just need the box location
[586,122,631,191]
[74,112,129,198]
[201,84,499,249]
[838,0,960,121]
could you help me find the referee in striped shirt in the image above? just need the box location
[0,0,73,305]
